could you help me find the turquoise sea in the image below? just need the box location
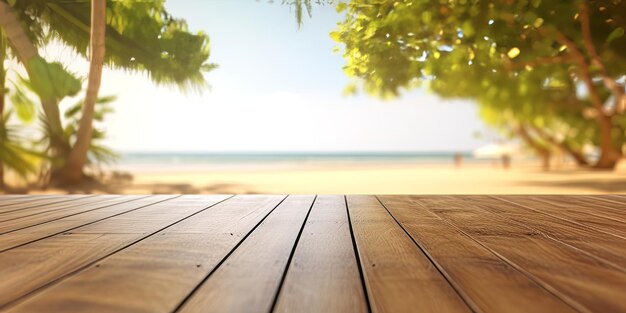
[113,152,488,171]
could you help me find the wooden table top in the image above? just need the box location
[0,194,624,312]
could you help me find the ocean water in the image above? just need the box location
[111,152,487,172]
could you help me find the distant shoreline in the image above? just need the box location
[118,151,476,158]
[109,151,504,173]
[115,151,498,163]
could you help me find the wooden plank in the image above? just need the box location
[176,195,313,313]
[468,196,626,271]
[4,195,285,313]
[378,195,576,313]
[418,196,626,313]
[0,195,89,214]
[585,194,626,208]
[0,195,176,252]
[0,195,78,211]
[495,195,626,239]
[273,195,368,313]
[0,195,117,222]
[0,195,231,308]
[0,195,57,208]
[0,195,29,199]
[346,195,470,313]
[0,196,130,232]
[527,196,626,223]
[577,195,626,222]
[552,195,626,222]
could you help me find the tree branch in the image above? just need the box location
[578,2,625,113]
[539,27,620,167]
[504,55,574,70]
[514,124,551,170]
[552,29,606,112]
[529,125,589,166]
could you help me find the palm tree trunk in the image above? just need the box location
[0,2,68,157]
[0,32,5,189]
[57,0,106,184]
[0,3,36,62]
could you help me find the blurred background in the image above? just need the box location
[1,0,626,194]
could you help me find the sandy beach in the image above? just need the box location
[3,160,616,195]
[125,163,626,194]
[5,160,626,195]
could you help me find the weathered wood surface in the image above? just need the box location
[0,194,624,313]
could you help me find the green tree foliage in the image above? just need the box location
[333,0,626,168]
[0,110,39,181]
[5,74,119,183]
[281,0,334,28]
[12,0,216,91]
[0,27,42,188]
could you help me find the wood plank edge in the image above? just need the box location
[489,196,626,270]
[172,195,290,312]
[0,195,98,216]
[491,196,626,240]
[374,196,479,313]
[0,195,181,253]
[0,195,152,236]
[343,195,373,313]
[416,196,592,313]
[267,195,319,312]
[0,195,234,310]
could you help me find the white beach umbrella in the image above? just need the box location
[472,143,517,158]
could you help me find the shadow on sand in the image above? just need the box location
[1,171,262,195]
[515,179,626,193]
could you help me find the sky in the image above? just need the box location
[44,0,489,153]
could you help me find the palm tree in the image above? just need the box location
[0,29,6,188]
[54,0,106,184]
[0,1,78,184]
[0,0,217,186]
[0,28,43,188]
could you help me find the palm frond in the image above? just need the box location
[12,0,216,93]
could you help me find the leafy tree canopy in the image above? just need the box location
[333,0,626,97]
[333,0,626,168]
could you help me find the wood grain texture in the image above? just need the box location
[0,196,89,214]
[0,195,176,252]
[496,195,626,239]
[274,195,368,313]
[528,196,626,223]
[378,195,577,313]
[178,195,314,313]
[5,195,284,313]
[472,196,626,271]
[419,196,626,313]
[0,196,140,234]
[0,196,115,223]
[346,195,470,313]
[1,194,625,313]
[585,194,626,208]
[0,195,230,308]
[0,195,57,208]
